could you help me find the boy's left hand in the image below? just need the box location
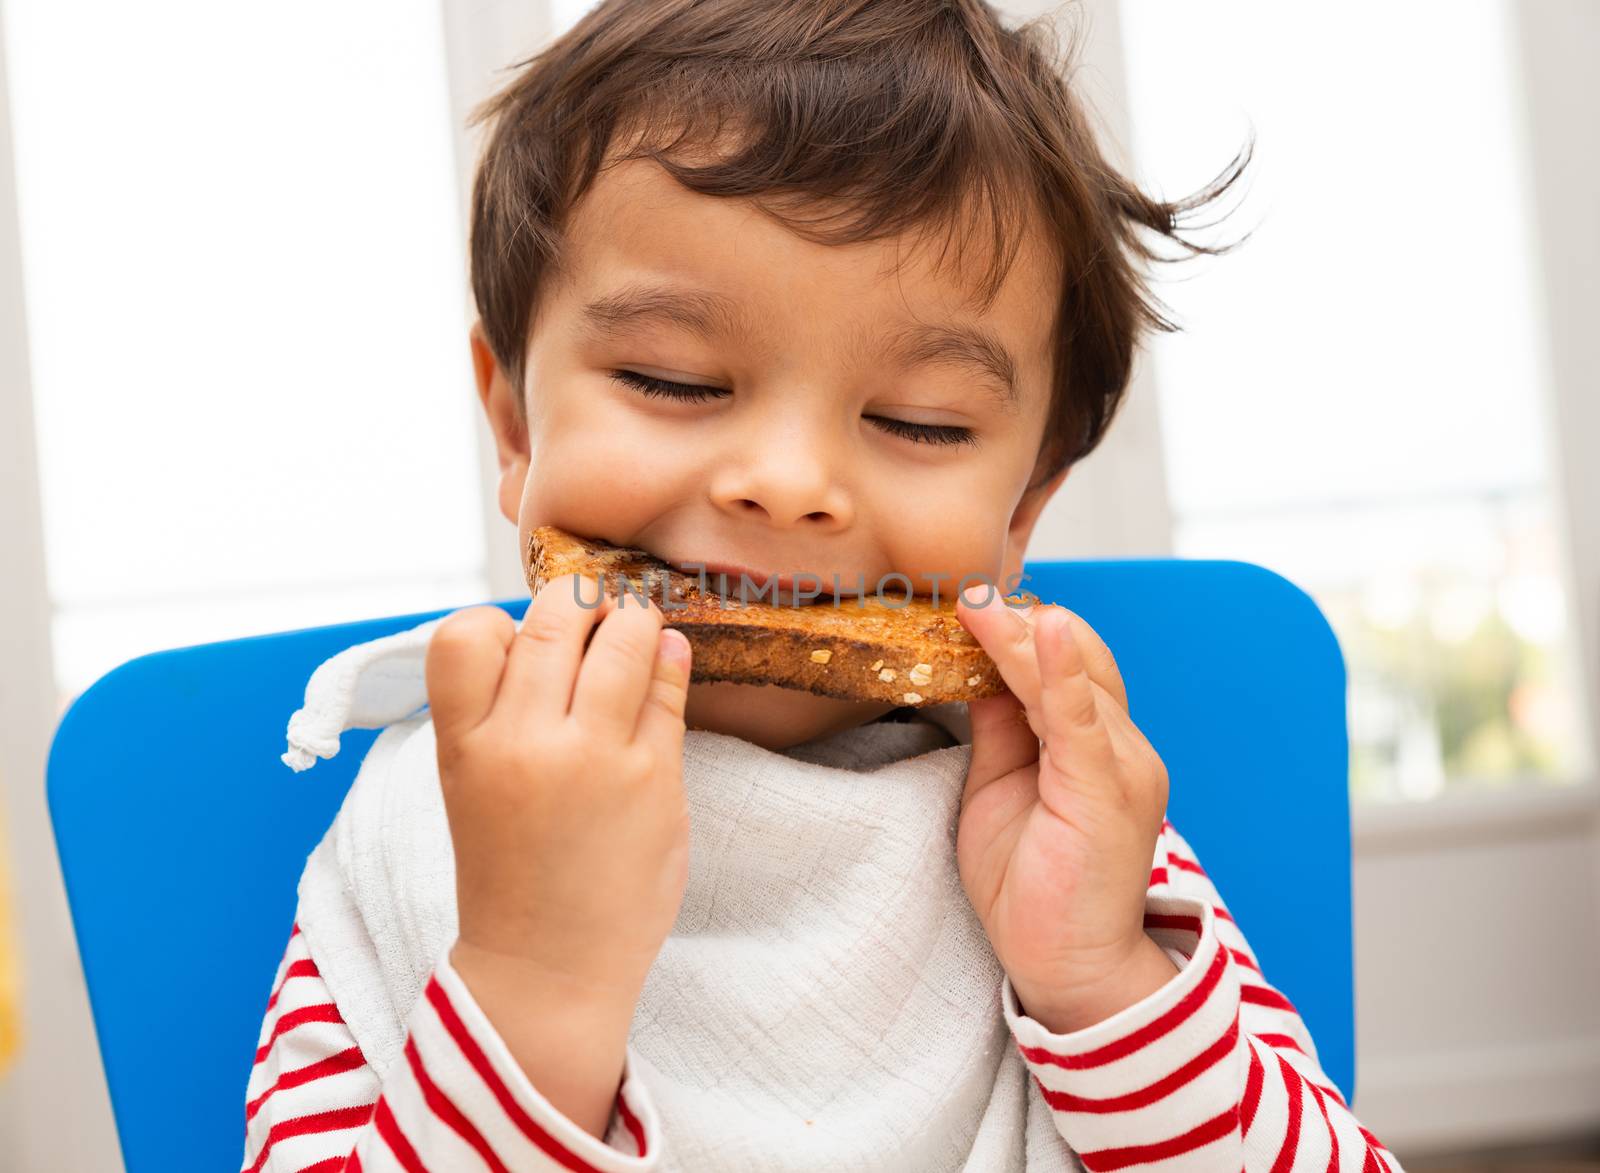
[954,588,1179,1036]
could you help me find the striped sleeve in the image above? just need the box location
[1000,821,1405,1173]
[241,924,661,1172]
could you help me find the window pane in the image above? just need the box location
[1178,495,1587,802]
[6,0,487,702]
[1115,0,1592,800]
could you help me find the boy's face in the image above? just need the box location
[473,153,1069,751]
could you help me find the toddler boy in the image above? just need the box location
[244,1,1401,1169]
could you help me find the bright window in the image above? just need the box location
[5,0,488,708]
[1115,0,1591,800]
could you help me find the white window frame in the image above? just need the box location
[0,10,123,1167]
[1513,0,1600,791]
[441,0,561,601]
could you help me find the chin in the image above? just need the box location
[683,679,894,751]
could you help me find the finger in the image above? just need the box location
[1058,610,1129,713]
[961,687,1040,809]
[633,627,693,747]
[1034,608,1118,796]
[957,590,1130,719]
[955,587,1044,715]
[495,572,613,717]
[425,606,515,740]
[569,591,666,742]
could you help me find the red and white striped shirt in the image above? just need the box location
[241,822,1402,1172]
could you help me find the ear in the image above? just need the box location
[1000,462,1071,593]
[470,321,530,526]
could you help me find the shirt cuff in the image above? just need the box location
[407,956,662,1170]
[1000,893,1245,1157]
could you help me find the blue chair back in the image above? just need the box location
[47,558,1353,1172]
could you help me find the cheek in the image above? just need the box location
[867,419,1043,594]
[869,484,1017,597]
[518,384,694,526]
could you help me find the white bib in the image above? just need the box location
[284,614,1081,1172]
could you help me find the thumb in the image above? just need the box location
[425,606,515,742]
[634,626,692,746]
[961,688,1039,810]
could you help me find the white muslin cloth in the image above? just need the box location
[283,611,1083,1172]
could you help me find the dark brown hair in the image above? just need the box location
[467,0,1247,489]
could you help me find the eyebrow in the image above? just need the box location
[577,283,757,349]
[576,281,1023,411]
[878,320,1021,413]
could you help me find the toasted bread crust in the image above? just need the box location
[524,526,1036,707]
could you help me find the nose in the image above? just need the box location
[707,423,853,531]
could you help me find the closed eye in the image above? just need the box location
[864,416,979,448]
[608,370,979,448]
[609,369,727,403]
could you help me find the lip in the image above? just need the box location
[668,559,860,604]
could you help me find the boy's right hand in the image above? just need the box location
[424,574,693,1016]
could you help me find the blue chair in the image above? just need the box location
[47,559,1353,1172]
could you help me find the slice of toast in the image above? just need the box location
[525,526,1037,707]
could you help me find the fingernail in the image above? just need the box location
[961,584,988,607]
[660,628,691,667]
